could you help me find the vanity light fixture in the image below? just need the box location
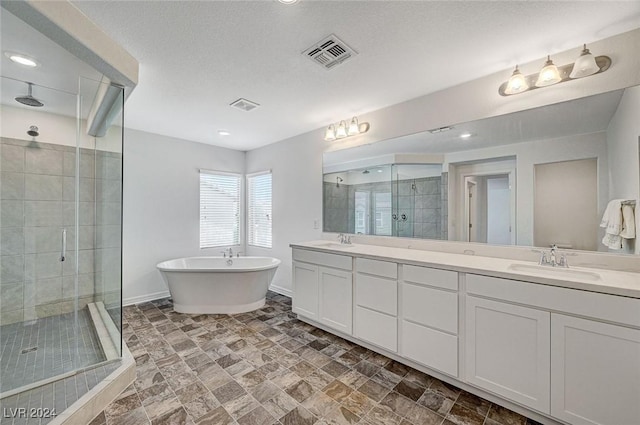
[5,52,38,67]
[324,116,370,141]
[504,65,528,95]
[535,55,562,87]
[336,120,348,138]
[569,44,600,79]
[499,44,611,96]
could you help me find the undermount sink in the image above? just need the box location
[508,263,601,281]
[315,242,356,249]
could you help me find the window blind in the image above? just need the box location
[200,171,241,248]
[247,172,272,248]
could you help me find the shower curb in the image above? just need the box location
[47,344,135,425]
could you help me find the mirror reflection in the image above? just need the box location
[323,86,640,254]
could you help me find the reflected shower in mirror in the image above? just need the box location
[323,85,640,254]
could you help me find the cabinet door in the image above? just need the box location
[551,314,640,425]
[319,267,353,335]
[292,261,319,320]
[465,296,550,413]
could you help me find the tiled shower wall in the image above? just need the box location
[0,137,121,325]
[323,182,349,233]
[323,177,448,240]
[394,176,442,239]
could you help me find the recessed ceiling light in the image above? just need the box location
[5,52,38,67]
[218,130,230,136]
[460,132,472,139]
[377,169,383,173]
[278,0,299,4]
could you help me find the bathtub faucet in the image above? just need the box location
[221,248,234,258]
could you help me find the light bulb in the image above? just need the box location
[324,124,336,141]
[5,52,38,67]
[569,44,599,79]
[504,65,529,95]
[347,117,359,136]
[336,121,347,138]
[535,56,562,87]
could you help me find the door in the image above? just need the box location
[551,314,640,425]
[292,261,318,320]
[319,267,352,334]
[465,296,550,413]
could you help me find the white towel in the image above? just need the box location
[600,200,623,249]
[600,200,636,250]
[620,204,636,239]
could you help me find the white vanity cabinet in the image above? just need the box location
[292,249,353,334]
[354,258,398,352]
[550,314,640,425]
[292,261,319,320]
[465,295,551,413]
[318,266,353,334]
[400,265,459,377]
[465,273,640,423]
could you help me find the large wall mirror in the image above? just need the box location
[323,85,640,255]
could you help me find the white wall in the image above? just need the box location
[606,85,640,254]
[447,132,608,247]
[245,132,324,296]
[122,129,245,304]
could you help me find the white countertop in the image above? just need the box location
[290,240,640,299]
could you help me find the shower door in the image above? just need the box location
[0,77,83,393]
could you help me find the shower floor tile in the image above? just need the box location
[0,309,107,393]
[95,291,541,425]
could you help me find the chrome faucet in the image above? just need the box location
[337,233,352,245]
[535,244,569,268]
[549,244,557,266]
[221,248,234,258]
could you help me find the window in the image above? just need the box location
[374,192,392,235]
[247,171,272,248]
[354,191,370,234]
[199,171,241,248]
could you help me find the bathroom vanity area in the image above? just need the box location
[290,240,640,425]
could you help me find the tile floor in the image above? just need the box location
[95,292,541,425]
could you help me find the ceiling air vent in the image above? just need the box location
[303,34,357,70]
[230,98,260,112]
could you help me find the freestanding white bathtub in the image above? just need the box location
[157,257,281,314]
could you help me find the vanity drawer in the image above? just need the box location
[356,274,397,316]
[402,282,457,334]
[403,264,458,291]
[466,274,640,328]
[356,258,397,279]
[355,306,397,352]
[402,320,458,377]
[293,248,352,271]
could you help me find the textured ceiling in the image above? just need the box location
[64,1,640,151]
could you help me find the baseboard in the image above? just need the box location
[268,284,292,298]
[123,290,170,306]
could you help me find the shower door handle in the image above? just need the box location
[60,229,67,262]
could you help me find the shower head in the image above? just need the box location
[15,83,44,107]
[27,126,39,137]
[336,176,343,188]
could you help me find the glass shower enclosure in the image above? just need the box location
[0,76,124,400]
